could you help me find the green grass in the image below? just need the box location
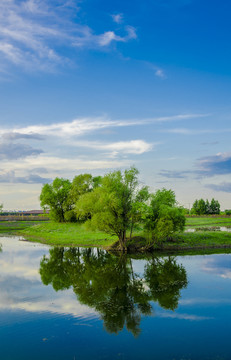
[125,230,231,254]
[185,216,231,228]
[0,221,47,233]
[18,222,117,247]
[2,217,231,253]
[170,230,231,247]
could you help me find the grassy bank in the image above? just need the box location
[123,230,231,253]
[185,216,231,228]
[18,222,117,247]
[1,217,231,253]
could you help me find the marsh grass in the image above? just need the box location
[0,221,45,233]
[186,216,231,228]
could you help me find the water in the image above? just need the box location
[186,226,231,232]
[1,237,231,359]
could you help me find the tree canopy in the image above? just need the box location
[40,178,72,222]
[75,167,147,250]
[191,198,220,215]
[143,188,185,243]
[39,168,188,248]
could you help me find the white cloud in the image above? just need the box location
[97,26,137,46]
[73,139,154,155]
[2,156,131,177]
[112,13,123,24]
[155,69,165,78]
[0,114,208,138]
[0,0,137,72]
[145,62,166,78]
[162,128,231,135]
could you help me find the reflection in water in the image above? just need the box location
[145,257,188,311]
[40,248,188,336]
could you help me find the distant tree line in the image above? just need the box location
[40,167,185,250]
[191,198,220,215]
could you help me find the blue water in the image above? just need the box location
[0,237,231,359]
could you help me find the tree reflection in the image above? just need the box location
[40,248,188,336]
[144,256,188,310]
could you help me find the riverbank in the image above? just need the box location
[1,218,231,253]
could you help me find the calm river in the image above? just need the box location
[0,236,231,359]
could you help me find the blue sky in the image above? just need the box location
[0,0,231,210]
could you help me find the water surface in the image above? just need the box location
[0,237,231,359]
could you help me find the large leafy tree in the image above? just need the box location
[40,177,72,222]
[64,173,98,222]
[144,188,185,244]
[75,167,145,250]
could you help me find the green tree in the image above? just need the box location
[191,199,199,215]
[210,198,220,215]
[40,178,72,222]
[205,199,210,215]
[75,167,143,250]
[197,199,206,215]
[0,204,3,213]
[144,189,185,244]
[65,174,95,222]
[192,198,220,215]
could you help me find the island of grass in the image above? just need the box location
[0,215,231,254]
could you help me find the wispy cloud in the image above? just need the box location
[201,141,219,146]
[0,113,208,138]
[154,68,166,78]
[0,170,50,184]
[97,26,137,46]
[112,13,123,24]
[197,152,231,176]
[159,169,191,179]
[0,1,137,73]
[0,142,43,160]
[159,152,231,181]
[0,113,208,186]
[3,157,132,179]
[145,62,166,79]
[161,128,231,135]
[206,182,231,193]
[73,139,154,155]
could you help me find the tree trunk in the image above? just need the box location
[130,221,134,241]
[119,231,127,252]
